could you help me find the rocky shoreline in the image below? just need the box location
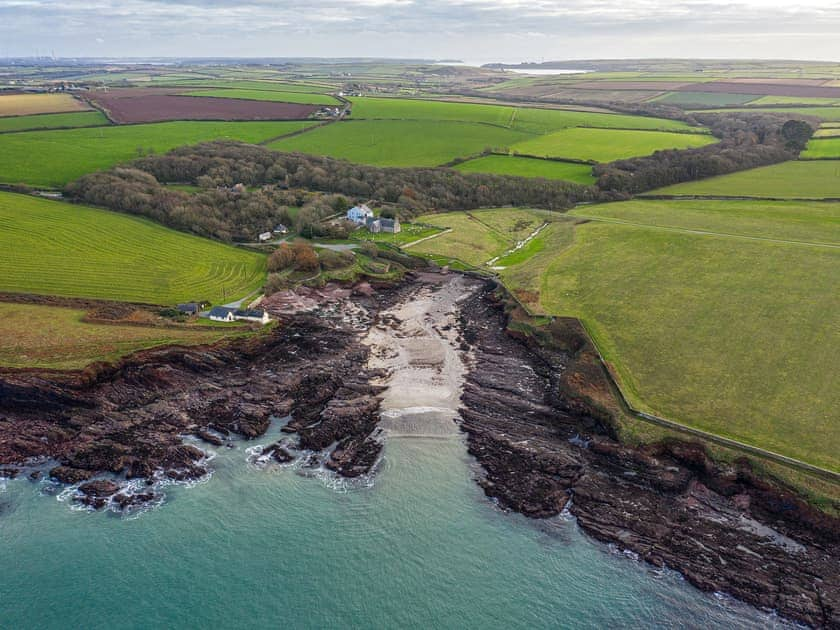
[0,282,402,508]
[456,282,839,628]
[0,274,837,626]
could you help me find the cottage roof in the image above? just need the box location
[208,306,235,318]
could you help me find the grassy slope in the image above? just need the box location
[652,92,760,106]
[0,302,238,370]
[184,88,340,106]
[0,192,266,304]
[0,111,109,133]
[0,121,314,187]
[410,208,547,266]
[511,127,716,162]
[454,155,596,183]
[802,137,840,159]
[0,93,89,116]
[691,107,840,121]
[653,161,840,198]
[533,217,839,470]
[269,120,533,167]
[349,97,700,132]
[570,199,840,245]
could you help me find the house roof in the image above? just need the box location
[234,308,266,318]
[177,302,199,312]
[208,306,235,317]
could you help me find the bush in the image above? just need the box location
[359,241,379,258]
[318,248,355,270]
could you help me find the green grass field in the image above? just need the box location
[510,127,716,162]
[814,128,840,137]
[0,302,240,370]
[569,199,840,246]
[0,120,314,187]
[527,213,839,470]
[349,97,700,133]
[0,111,109,133]
[184,88,340,106]
[802,137,840,159]
[409,208,549,266]
[653,160,840,198]
[752,95,840,106]
[691,107,840,121]
[454,155,596,183]
[269,120,533,167]
[651,91,760,106]
[0,192,266,304]
[350,222,442,246]
[157,79,335,93]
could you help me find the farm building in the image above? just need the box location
[347,204,374,224]
[208,306,236,322]
[207,306,272,324]
[176,302,200,316]
[366,217,401,234]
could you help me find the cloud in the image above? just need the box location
[0,0,838,60]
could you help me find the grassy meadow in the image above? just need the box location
[184,88,340,106]
[349,97,701,133]
[653,160,840,198]
[0,93,90,116]
[802,137,840,159]
[570,199,840,245]
[651,91,760,106]
[691,107,840,121]
[510,127,715,162]
[454,155,596,183]
[527,214,839,470]
[0,120,314,187]
[0,302,240,370]
[0,111,109,133]
[0,192,266,304]
[269,120,533,167]
[409,208,549,266]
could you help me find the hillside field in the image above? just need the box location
[0,111,109,133]
[0,120,314,187]
[269,120,533,167]
[802,137,840,159]
[349,97,701,133]
[0,93,90,116]
[409,208,550,267]
[510,127,715,162]
[184,88,340,106]
[480,201,840,470]
[653,160,840,198]
[0,302,240,370]
[0,192,266,304]
[454,155,596,183]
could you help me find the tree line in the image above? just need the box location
[64,112,814,242]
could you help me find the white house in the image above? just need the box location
[258,232,273,242]
[347,204,374,224]
[208,306,236,322]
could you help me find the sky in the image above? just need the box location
[1,0,839,62]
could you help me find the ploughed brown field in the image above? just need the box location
[676,81,840,98]
[86,89,318,123]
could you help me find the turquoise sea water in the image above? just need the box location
[0,422,788,629]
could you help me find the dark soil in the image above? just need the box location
[86,91,318,123]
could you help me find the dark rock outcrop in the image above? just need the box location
[457,286,840,628]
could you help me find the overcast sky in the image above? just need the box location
[1,0,839,62]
